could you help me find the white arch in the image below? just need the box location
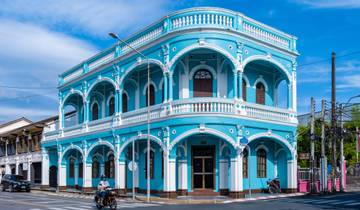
[122,90,129,100]
[120,59,166,85]
[106,93,115,106]
[169,42,238,70]
[86,139,116,161]
[86,77,117,98]
[159,77,164,90]
[242,74,250,87]
[247,132,295,156]
[189,64,217,80]
[275,148,286,158]
[242,55,292,83]
[142,80,158,95]
[118,134,166,157]
[125,78,139,90]
[254,76,269,92]
[169,127,237,151]
[61,144,84,163]
[62,90,84,107]
[254,144,269,153]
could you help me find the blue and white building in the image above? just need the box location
[41,7,299,198]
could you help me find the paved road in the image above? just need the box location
[0,191,359,210]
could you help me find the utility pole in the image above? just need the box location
[320,99,328,193]
[310,97,316,193]
[339,104,344,192]
[331,52,337,192]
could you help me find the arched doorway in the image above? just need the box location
[49,166,58,187]
[193,69,213,97]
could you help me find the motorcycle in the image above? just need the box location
[94,187,117,209]
[267,178,281,194]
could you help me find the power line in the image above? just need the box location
[297,50,360,69]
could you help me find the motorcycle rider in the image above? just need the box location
[97,175,110,203]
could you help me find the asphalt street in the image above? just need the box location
[0,191,359,210]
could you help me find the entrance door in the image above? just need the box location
[49,166,58,187]
[192,146,215,190]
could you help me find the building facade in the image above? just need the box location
[0,118,46,184]
[42,7,299,198]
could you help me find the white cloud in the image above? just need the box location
[0,0,175,37]
[0,18,97,92]
[0,19,98,121]
[293,0,360,9]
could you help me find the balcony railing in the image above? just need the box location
[59,7,297,86]
[43,98,297,142]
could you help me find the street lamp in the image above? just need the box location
[109,32,151,202]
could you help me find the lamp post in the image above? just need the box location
[109,32,151,202]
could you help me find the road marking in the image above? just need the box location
[311,199,340,204]
[346,202,360,206]
[331,200,356,205]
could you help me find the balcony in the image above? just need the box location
[59,7,297,86]
[43,98,297,142]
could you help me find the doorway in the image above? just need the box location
[192,146,215,191]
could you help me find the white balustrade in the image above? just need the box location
[63,68,82,83]
[172,98,234,114]
[243,21,290,48]
[171,13,234,30]
[122,27,163,53]
[88,52,115,71]
[43,102,295,142]
[243,102,291,122]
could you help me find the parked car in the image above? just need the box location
[1,174,31,192]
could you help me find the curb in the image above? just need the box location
[223,193,306,204]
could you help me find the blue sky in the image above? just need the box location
[1,0,360,123]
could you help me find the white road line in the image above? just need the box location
[63,207,90,210]
[48,208,65,210]
[345,202,360,206]
[312,199,340,204]
[330,200,356,205]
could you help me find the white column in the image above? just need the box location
[274,160,278,178]
[100,163,105,177]
[177,159,188,191]
[83,163,92,188]
[58,164,66,189]
[41,149,50,186]
[15,161,19,175]
[219,159,229,190]
[74,164,79,186]
[287,158,297,190]
[5,163,11,174]
[27,162,32,182]
[230,149,243,193]
[163,153,176,195]
[114,160,126,191]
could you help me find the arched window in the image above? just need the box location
[145,150,155,179]
[122,93,128,113]
[92,102,99,121]
[193,69,213,97]
[105,154,115,178]
[69,158,75,178]
[256,82,265,105]
[109,97,115,116]
[242,79,247,101]
[257,149,267,178]
[145,85,155,106]
[243,149,248,178]
[92,156,100,178]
